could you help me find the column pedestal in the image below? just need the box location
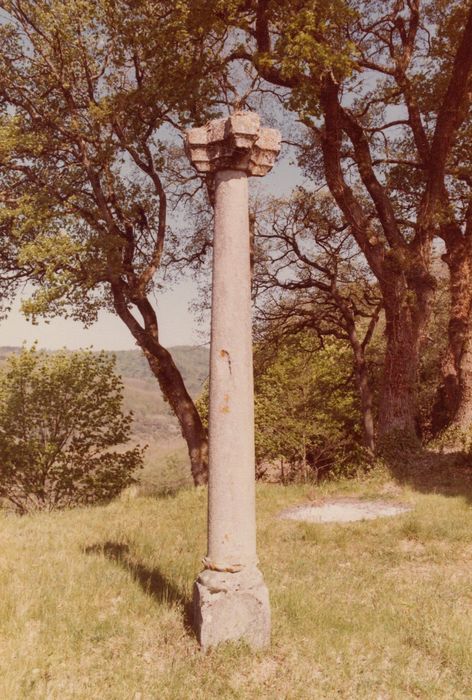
[193,567,270,649]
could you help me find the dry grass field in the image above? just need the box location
[1,461,472,699]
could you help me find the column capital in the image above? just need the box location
[185,111,281,177]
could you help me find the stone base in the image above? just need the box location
[193,566,270,650]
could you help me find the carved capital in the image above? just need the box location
[186,111,281,177]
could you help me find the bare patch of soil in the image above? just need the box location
[278,497,412,523]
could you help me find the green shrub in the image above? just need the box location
[0,346,144,513]
[253,335,364,480]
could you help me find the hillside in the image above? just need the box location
[0,345,209,485]
[112,346,209,398]
[0,344,208,396]
[113,346,208,442]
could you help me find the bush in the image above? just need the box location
[253,335,364,481]
[0,346,144,513]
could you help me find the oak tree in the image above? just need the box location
[0,0,222,483]
[212,0,472,441]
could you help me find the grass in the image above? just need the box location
[1,469,472,699]
[137,440,193,496]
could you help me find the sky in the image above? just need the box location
[2,151,303,351]
[2,278,200,350]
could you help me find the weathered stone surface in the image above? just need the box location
[193,567,271,651]
[185,111,281,176]
[207,170,257,569]
[186,112,280,651]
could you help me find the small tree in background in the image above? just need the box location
[0,347,144,514]
[253,334,364,482]
[253,189,382,454]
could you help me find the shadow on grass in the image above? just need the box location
[84,542,194,633]
[385,448,472,503]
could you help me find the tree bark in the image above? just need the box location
[440,246,472,431]
[111,283,208,485]
[378,282,431,441]
[432,225,472,435]
[319,76,433,444]
[348,327,376,454]
[450,315,472,431]
[143,349,209,485]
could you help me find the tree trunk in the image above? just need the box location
[111,285,208,485]
[378,288,429,442]
[433,344,459,433]
[349,333,376,454]
[142,349,208,485]
[354,346,375,454]
[450,317,472,431]
[437,245,472,433]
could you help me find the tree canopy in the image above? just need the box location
[0,0,223,483]
[211,0,472,442]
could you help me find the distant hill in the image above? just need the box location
[112,345,209,398]
[114,345,209,442]
[0,345,209,444]
[0,346,22,361]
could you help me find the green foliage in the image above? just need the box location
[430,424,472,455]
[195,383,209,432]
[0,0,222,323]
[0,346,144,513]
[376,429,422,465]
[259,0,356,114]
[254,334,364,480]
[209,0,356,114]
[0,344,209,440]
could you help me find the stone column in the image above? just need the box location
[186,113,281,650]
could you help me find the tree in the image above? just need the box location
[0,0,220,484]
[209,0,472,442]
[0,216,34,319]
[253,334,364,481]
[254,188,381,453]
[425,2,472,434]
[0,347,144,514]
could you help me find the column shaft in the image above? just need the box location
[208,169,256,567]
